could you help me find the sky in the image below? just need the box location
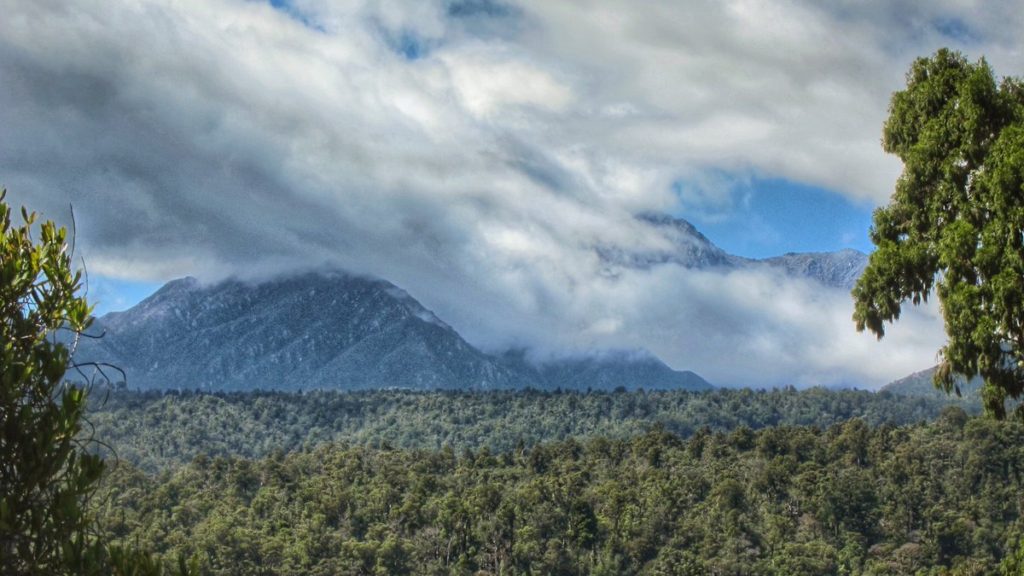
[2,0,1023,388]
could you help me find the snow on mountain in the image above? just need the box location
[75,272,712,392]
[73,215,868,392]
[76,273,540,391]
[637,214,868,289]
[760,249,868,291]
[602,213,740,270]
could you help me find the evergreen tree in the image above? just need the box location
[853,49,1024,417]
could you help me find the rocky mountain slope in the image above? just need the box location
[75,273,536,391]
[638,214,868,289]
[73,214,867,392]
[74,272,712,392]
[761,249,868,291]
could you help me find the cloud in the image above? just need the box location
[483,263,947,388]
[1,0,1017,386]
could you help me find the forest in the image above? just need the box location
[86,386,974,472]
[87,391,1024,575]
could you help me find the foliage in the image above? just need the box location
[0,187,103,573]
[96,410,1024,575]
[0,189,190,575]
[86,386,976,472]
[852,49,1024,417]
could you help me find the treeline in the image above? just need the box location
[86,387,976,472]
[97,409,1024,575]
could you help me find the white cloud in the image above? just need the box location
[444,45,574,118]
[1,0,1016,386]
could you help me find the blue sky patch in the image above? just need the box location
[86,275,164,317]
[387,30,433,60]
[675,178,876,259]
[266,0,324,32]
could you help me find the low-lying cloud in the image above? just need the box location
[2,0,1018,386]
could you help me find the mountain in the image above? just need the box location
[75,273,540,391]
[881,366,983,400]
[74,272,712,392]
[612,213,740,269]
[73,215,866,392]
[761,249,868,291]
[536,351,712,392]
[639,214,869,290]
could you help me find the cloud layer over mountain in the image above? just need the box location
[3,0,1019,386]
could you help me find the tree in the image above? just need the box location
[852,49,1024,418]
[0,189,190,574]
[0,187,103,573]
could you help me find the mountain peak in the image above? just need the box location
[624,212,870,289]
[609,212,735,269]
[136,276,199,305]
[77,272,711,393]
[536,349,713,392]
[760,249,868,290]
[882,366,983,400]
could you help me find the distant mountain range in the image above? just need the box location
[760,249,868,291]
[631,213,868,289]
[73,214,870,392]
[73,272,712,392]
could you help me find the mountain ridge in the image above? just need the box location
[75,213,869,392]
[881,365,983,400]
[637,214,868,289]
[75,271,713,392]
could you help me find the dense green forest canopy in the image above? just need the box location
[96,409,1024,575]
[87,387,977,472]
[84,386,1024,573]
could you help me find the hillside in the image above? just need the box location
[75,273,540,391]
[72,214,871,393]
[89,386,968,472]
[536,350,710,392]
[96,410,1024,575]
[73,272,711,392]
[881,365,983,400]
